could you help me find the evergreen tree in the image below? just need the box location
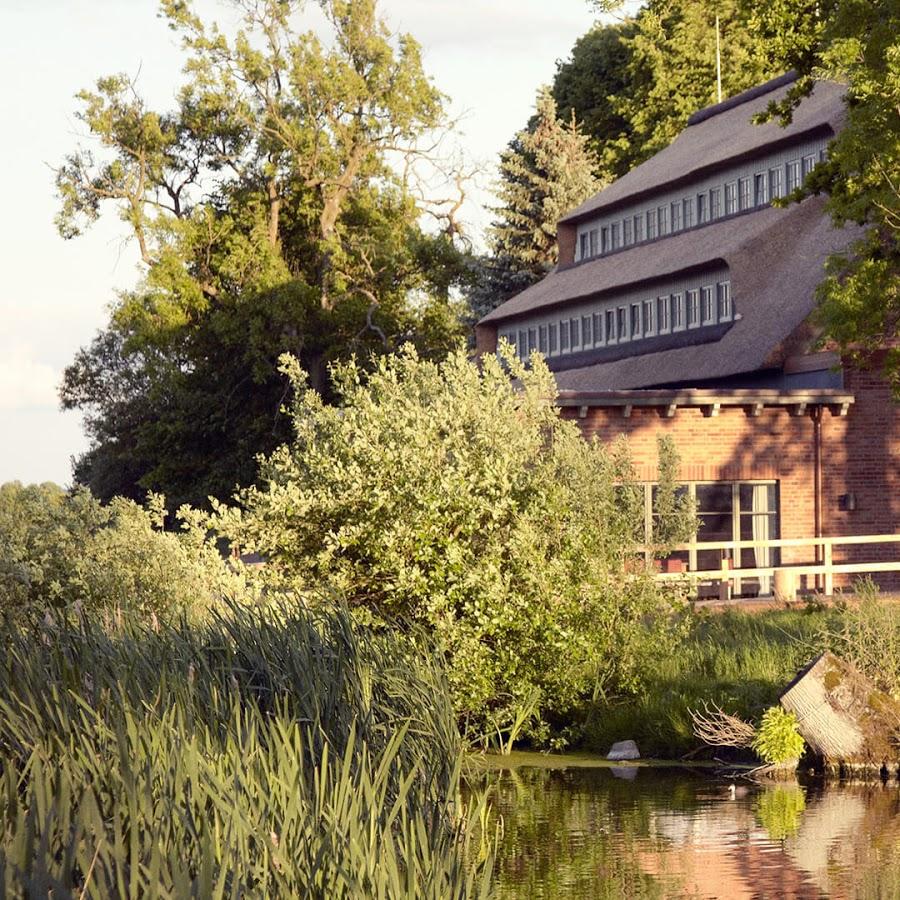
[487,88,600,293]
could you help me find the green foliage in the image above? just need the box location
[751,706,805,765]
[480,88,600,311]
[827,578,900,696]
[754,785,806,841]
[0,481,246,621]
[210,343,690,743]
[749,0,900,390]
[56,0,473,509]
[0,602,492,897]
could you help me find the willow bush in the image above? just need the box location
[0,603,493,898]
[210,343,692,744]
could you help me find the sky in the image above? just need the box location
[0,0,613,486]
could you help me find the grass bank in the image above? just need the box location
[581,606,843,758]
[0,603,493,899]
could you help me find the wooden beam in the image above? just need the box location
[703,402,721,418]
[790,402,808,417]
[665,402,677,418]
[746,402,763,418]
[829,401,850,417]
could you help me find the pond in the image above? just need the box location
[469,754,900,899]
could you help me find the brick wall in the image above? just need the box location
[563,368,900,591]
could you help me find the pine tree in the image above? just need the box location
[489,88,601,283]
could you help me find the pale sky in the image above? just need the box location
[0,0,618,486]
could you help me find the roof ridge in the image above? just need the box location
[686,71,798,127]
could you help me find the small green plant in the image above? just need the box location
[751,706,805,765]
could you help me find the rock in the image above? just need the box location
[607,740,640,761]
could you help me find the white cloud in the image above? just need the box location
[0,347,60,412]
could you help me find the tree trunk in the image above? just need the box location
[780,651,900,776]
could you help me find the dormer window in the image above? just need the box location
[582,315,592,346]
[658,205,670,236]
[646,209,657,240]
[717,281,732,320]
[802,154,816,177]
[769,167,784,199]
[697,193,709,224]
[683,197,695,228]
[623,217,632,246]
[739,177,752,210]
[617,307,627,340]
[657,295,670,333]
[630,303,641,338]
[786,159,801,192]
[570,317,581,350]
[754,173,769,206]
[611,222,621,250]
[560,320,570,352]
[600,226,608,254]
[671,201,682,232]
[634,213,645,242]
[687,289,700,327]
[709,187,721,220]
[579,233,588,260]
[549,322,558,354]
[701,286,714,324]
[538,325,547,353]
[725,181,738,215]
[589,229,598,257]
[642,300,654,336]
[593,312,603,345]
[606,309,616,344]
[671,292,684,330]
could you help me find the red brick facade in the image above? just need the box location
[561,360,900,590]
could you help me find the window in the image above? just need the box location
[643,299,654,336]
[623,217,632,246]
[593,312,603,346]
[582,315,592,347]
[738,176,752,211]
[686,289,699,327]
[630,303,641,338]
[606,309,616,344]
[634,213,645,242]
[754,173,769,206]
[697,192,709,224]
[819,147,827,164]
[646,209,657,240]
[610,222,621,250]
[560,320,570,352]
[517,329,527,359]
[717,281,732,320]
[657,295,670,333]
[600,226,609,254]
[683,197,695,228]
[725,181,738,215]
[658,205,669,236]
[579,233,588,260]
[538,325,547,354]
[671,201,682,232]
[671,292,684,330]
[802,153,816,178]
[589,229,598,257]
[527,327,538,353]
[709,187,721,220]
[570,317,581,349]
[701,286,714,324]
[617,307,627,340]
[548,323,558,354]
[786,159,801,192]
[769,167,784,200]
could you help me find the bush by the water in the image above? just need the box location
[0,482,248,621]
[210,343,693,744]
[751,707,806,764]
[0,603,492,898]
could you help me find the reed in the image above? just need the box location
[0,602,494,898]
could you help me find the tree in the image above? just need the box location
[56,0,472,509]
[587,0,775,171]
[749,0,900,391]
[209,343,691,743]
[482,88,600,310]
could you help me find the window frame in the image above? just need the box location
[686,289,700,327]
[738,176,752,211]
[671,200,682,232]
[671,292,685,331]
[724,181,738,215]
[754,172,769,206]
[717,281,732,321]
[657,294,671,334]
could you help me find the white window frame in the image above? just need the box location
[724,181,738,215]
[657,294,671,334]
[671,292,685,331]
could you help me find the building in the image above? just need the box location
[476,72,900,597]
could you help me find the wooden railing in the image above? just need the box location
[652,533,900,598]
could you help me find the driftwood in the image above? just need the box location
[780,651,900,774]
[690,701,756,748]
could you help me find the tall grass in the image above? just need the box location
[582,607,840,757]
[0,602,494,898]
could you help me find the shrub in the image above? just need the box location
[0,482,250,621]
[210,344,691,743]
[751,706,805,764]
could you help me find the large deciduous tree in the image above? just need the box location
[749,0,900,390]
[57,0,471,509]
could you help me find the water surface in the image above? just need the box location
[469,756,900,899]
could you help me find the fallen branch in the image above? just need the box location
[690,700,756,748]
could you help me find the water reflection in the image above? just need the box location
[468,762,900,899]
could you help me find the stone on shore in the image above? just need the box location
[607,740,640,761]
